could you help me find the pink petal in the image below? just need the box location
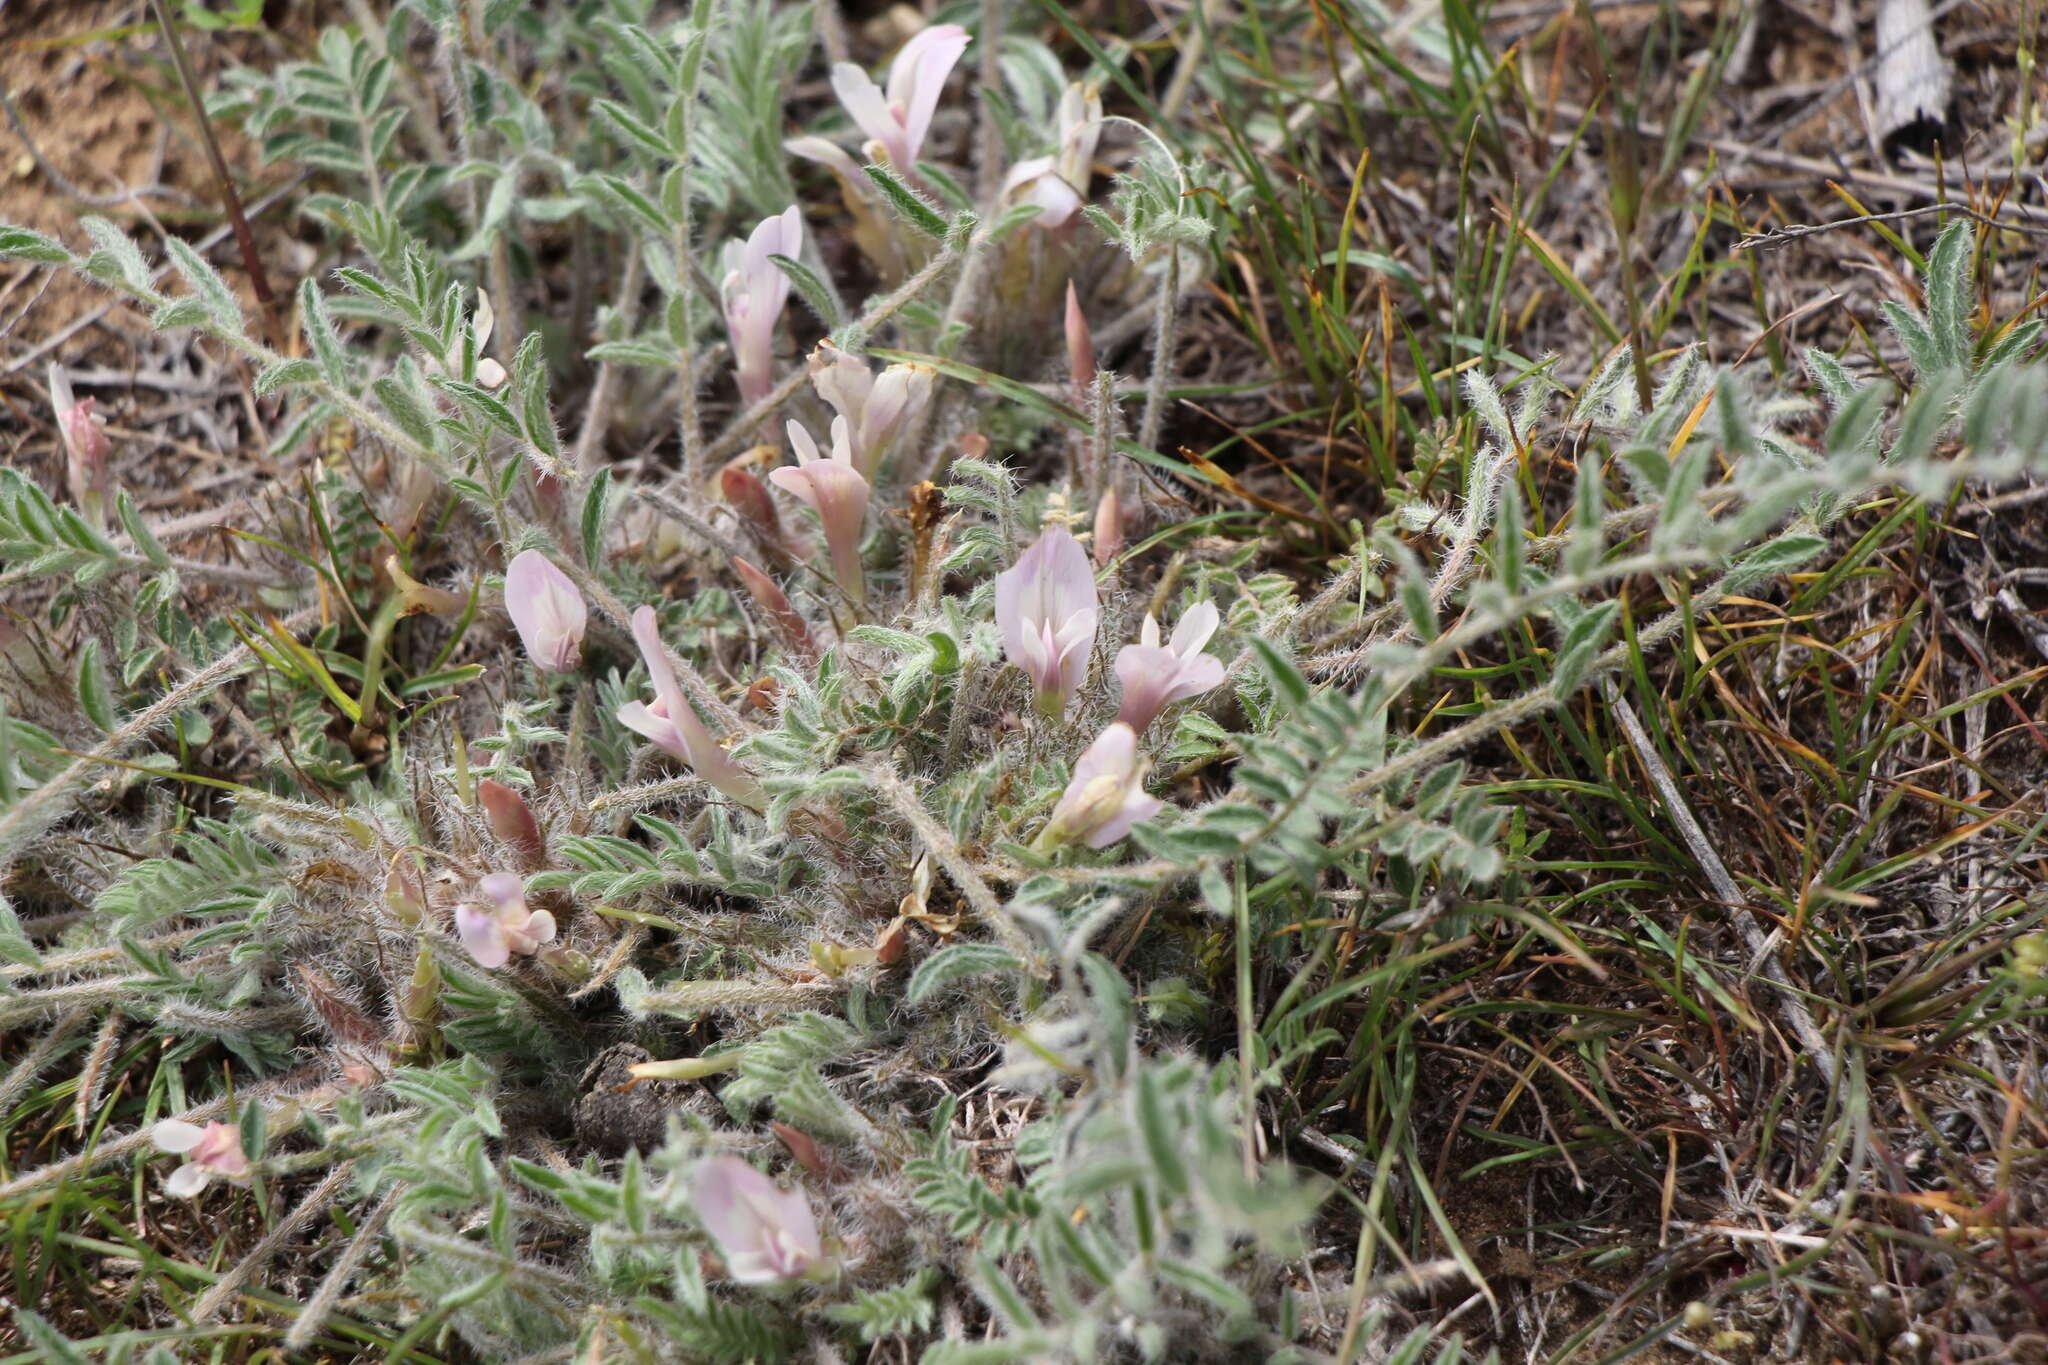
[479,871,526,914]
[456,903,511,969]
[616,700,687,762]
[891,25,970,168]
[830,63,901,163]
[1086,790,1164,850]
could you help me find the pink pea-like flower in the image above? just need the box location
[617,606,766,810]
[723,206,804,407]
[1040,722,1164,850]
[503,550,587,671]
[1001,84,1102,230]
[995,526,1099,720]
[809,343,935,481]
[770,418,870,604]
[828,23,971,171]
[454,872,557,970]
[151,1119,251,1198]
[693,1154,823,1284]
[1114,601,1225,733]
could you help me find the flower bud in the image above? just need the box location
[478,778,546,868]
[732,557,815,660]
[1092,486,1123,568]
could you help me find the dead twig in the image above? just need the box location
[1738,202,2048,252]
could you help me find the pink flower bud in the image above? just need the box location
[723,207,804,406]
[152,1119,251,1197]
[455,871,557,969]
[60,397,109,521]
[1092,486,1122,568]
[1114,601,1225,733]
[770,419,870,604]
[1040,722,1164,850]
[732,557,815,660]
[720,459,788,550]
[1066,283,1096,397]
[616,606,766,810]
[478,778,546,868]
[693,1154,823,1283]
[828,23,970,170]
[995,526,1099,719]
[503,550,587,671]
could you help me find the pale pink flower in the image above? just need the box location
[996,526,1098,719]
[1001,85,1102,229]
[771,418,870,604]
[723,206,804,406]
[694,1154,822,1284]
[455,872,557,969]
[504,550,586,671]
[828,23,971,170]
[152,1119,251,1197]
[1114,601,1225,732]
[617,606,766,810]
[809,342,935,480]
[1040,722,1163,850]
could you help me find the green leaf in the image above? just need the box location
[115,491,170,568]
[300,277,351,387]
[1550,600,1618,697]
[907,943,1022,1005]
[1247,637,1308,708]
[0,225,72,264]
[862,164,950,241]
[1725,534,1829,591]
[1922,219,1975,370]
[163,236,242,333]
[372,371,438,453]
[580,467,611,568]
[75,640,116,733]
[512,333,562,468]
[255,358,322,396]
[769,253,841,330]
[150,298,213,331]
